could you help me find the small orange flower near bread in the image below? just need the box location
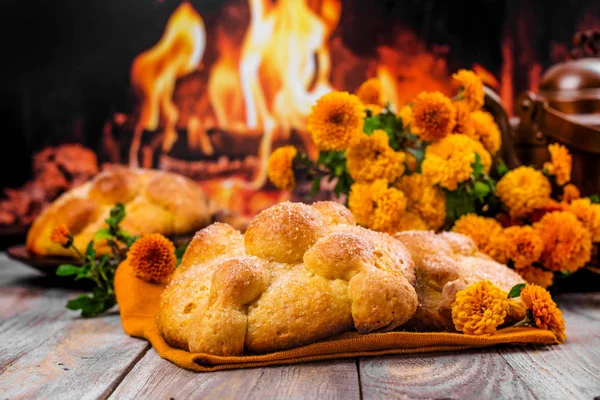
[267,146,297,190]
[517,264,554,289]
[561,183,580,203]
[346,130,405,183]
[506,299,527,324]
[50,224,73,248]
[452,101,475,137]
[533,211,592,273]
[356,78,385,107]
[470,110,502,156]
[503,225,544,269]
[543,143,572,186]
[422,134,491,191]
[451,214,507,263]
[348,179,407,233]
[520,284,566,342]
[127,233,176,283]
[451,280,509,335]
[411,91,456,142]
[567,197,600,243]
[307,91,365,151]
[452,69,485,111]
[496,166,552,218]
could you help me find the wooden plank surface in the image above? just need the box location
[109,349,360,400]
[0,254,150,400]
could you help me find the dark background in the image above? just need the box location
[1,0,597,189]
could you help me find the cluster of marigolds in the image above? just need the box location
[267,69,600,292]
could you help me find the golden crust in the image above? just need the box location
[157,201,418,356]
[26,168,212,257]
[394,230,524,331]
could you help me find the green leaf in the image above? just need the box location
[94,228,112,241]
[56,264,82,277]
[471,153,485,178]
[110,203,126,225]
[363,116,382,134]
[508,283,526,298]
[496,159,509,177]
[406,147,425,173]
[85,241,96,260]
[473,181,491,202]
[445,188,476,224]
[175,241,190,267]
[309,176,322,197]
[590,194,600,204]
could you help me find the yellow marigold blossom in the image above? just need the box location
[496,166,552,218]
[422,134,492,190]
[127,233,176,283]
[533,211,592,273]
[453,69,485,111]
[470,110,502,155]
[348,179,407,233]
[395,211,429,232]
[517,265,554,288]
[402,150,418,173]
[543,143,572,186]
[451,214,507,263]
[568,198,600,242]
[561,183,580,203]
[521,284,566,342]
[307,91,365,151]
[399,105,413,127]
[451,280,509,335]
[356,78,385,107]
[452,101,475,137]
[412,91,456,142]
[395,174,446,230]
[504,225,544,268]
[506,299,527,324]
[50,224,73,248]
[267,146,297,190]
[364,104,383,116]
[346,130,405,183]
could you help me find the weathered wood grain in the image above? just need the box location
[358,348,536,399]
[0,256,150,400]
[494,294,600,400]
[109,349,361,400]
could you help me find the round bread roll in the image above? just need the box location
[26,167,212,258]
[156,201,419,356]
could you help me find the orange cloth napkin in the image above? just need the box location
[114,260,559,372]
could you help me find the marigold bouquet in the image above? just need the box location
[267,70,600,288]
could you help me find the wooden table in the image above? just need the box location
[1,253,599,400]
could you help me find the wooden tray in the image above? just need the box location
[7,244,81,274]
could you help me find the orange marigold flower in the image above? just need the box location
[452,101,475,137]
[543,143,572,186]
[127,233,176,283]
[394,211,429,232]
[453,69,485,111]
[267,146,297,190]
[470,110,502,156]
[356,78,385,107]
[567,198,600,243]
[364,104,383,116]
[496,166,552,218]
[506,299,527,324]
[451,280,509,335]
[395,173,446,230]
[401,150,418,173]
[422,134,492,190]
[561,184,580,203]
[411,91,456,142]
[346,130,405,183]
[528,199,567,223]
[533,211,592,273]
[517,265,554,289]
[520,284,566,342]
[504,225,544,268]
[50,224,73,248]
[348,179,407,233]
[451,214,507,263]
[307,91,365,151]
[399,105,413,127]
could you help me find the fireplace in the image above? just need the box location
[2,0,599,242]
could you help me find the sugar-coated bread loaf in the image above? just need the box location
[26,168,212,257]
[156,201,419,356]
[394,230,525,331]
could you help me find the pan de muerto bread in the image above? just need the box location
[156,201,418,355]
[394,230,525,331]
